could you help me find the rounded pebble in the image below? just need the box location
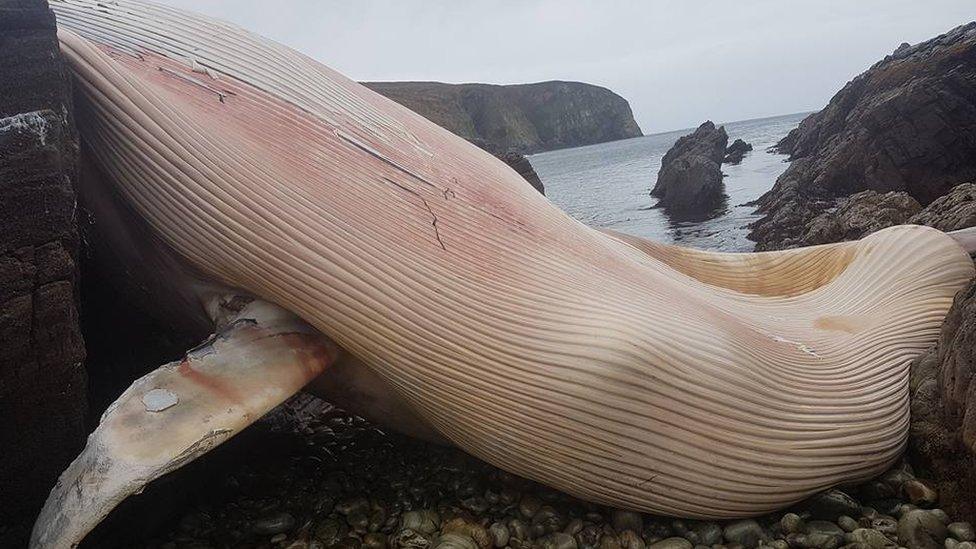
[647,537,692,549]
[252,511,295,535]
[898,509,948,549]
[949,523,976,542]
[722,520,764,549]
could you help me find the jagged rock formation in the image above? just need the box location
[466,137,544,195]
[755,184,976,251]
[0,1,87,545]
[723,138,753,165]
[651,121,728,217]
[364,80,642,154]
[791,190,922,247]
[752,22,976,250]
[910,182,976,231]
[910,280,976,523]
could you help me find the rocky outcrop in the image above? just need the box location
[909,182,976,231]
[723,138,753,165]
[364,80,642,154]
[910,280,976,523]
[466,138,544,195]
[651,121,728,217]
[752,22,976,249]
[0,1,87,545]
[794,191,922,247]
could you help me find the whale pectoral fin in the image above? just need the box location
[30,298,339,549]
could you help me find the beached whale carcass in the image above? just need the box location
[32,0,976,546]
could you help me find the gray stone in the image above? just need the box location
[804,490,863,521]
[722,520,764,548]
[949,524,976,542]
[847,528,896,548]
[252,511,296,535]
[897,510,948,549]
[647,538,692,549]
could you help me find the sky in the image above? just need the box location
[155,0,974,134]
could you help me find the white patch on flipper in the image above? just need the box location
[142,388,178,412]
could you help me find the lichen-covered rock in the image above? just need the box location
[651,121,728,218]
[0,0,87,545]
[752,23,976,249]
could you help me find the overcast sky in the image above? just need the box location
[156,0,974,133]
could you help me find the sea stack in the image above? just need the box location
[651,121,728,217]
[724,138,753,164]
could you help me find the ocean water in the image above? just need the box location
[528,112,809,252]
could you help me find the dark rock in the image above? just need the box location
[751,23,976,249]
[897,510,948,549]
[802,490,862,521]
[722,519,764,548]
[466,138,544,195]
[0,1,88,546]
[908,182,976,231]
[251,511,296,535]
[796,190,921,247]
[651,121,729,218]
[909,277,976,524]
[364,81,642,154]
[723,138,753,165]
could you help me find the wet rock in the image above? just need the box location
[803,521,845,549]
[539,532,580,549]
[400,511,441,536]
[722,519,764,548]
[612,511,644,536]
[442,517,490,549]
[803,490,863,521]
[509,518,531,541]
[897,510,948,549]
[619,530,645,549]
[949,523,976,542]
[782,513,805,534]
[337,497,372,516]
[651,121,729,218]
[693,523,722,546]
[365,533,389,549]
[391,528,433,549]
[838,516,859,532]
[647,537,692,549]
[252,511,296,535]
[489,522,509,547]
[314,517,349,545]
[434,533,480,549]
[903,480,939,507]
[847,528,896,548]
[520,494,543,519]
[723,138,753,165]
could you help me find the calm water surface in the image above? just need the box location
[529,112,808,252]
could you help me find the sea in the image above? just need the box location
[528,112,810,252]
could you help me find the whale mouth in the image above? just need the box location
[29,0,976,546]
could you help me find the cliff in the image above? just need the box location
[364,80,642,154]
[0,1,87,545]
[750,22,976,250]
